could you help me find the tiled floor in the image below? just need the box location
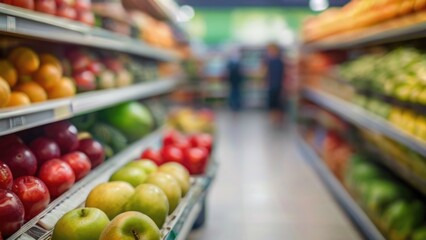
[188,111,362,240]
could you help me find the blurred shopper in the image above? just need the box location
[264,43,285,124]
[227,51,244,111]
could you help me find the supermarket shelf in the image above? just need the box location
[303,19,426,52]
[9,128,218,240]
[0,4,179,61]
[303,87,426,157]
[297,135,385,240]
[0,78,179,137]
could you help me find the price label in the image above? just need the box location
[6,16,16,32]
[8,116,25,129]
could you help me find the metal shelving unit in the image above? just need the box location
[7,128,218,240]
[0,4,179,61]
[297,135,385,240]
[302,87,426,157]
[303,18,426,52]
[0,78,179,137]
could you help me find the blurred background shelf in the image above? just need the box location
[297,135,385,240]
[303,16,426,52]
[302,87,426,157]
[0,78,179,137]
[0,4,179,61]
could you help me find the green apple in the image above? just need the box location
[110,166,147,187]
[99,211,160,240]
[124,184,169,228]
[85,181,135,219]
[52,207,110,240]
[146,172,182,214]
[158,162,190,196]
[125,160,158,175]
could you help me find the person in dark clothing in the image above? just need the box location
[265,43,285,123]
[227,54,244,111]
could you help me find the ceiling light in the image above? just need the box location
[309,0,329,12]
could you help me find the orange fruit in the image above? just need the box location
[47,77,76,99]
[34,63,61,90]
[40,54,63,76]
[14,81,47,103]
[6,91,31,107]
[10,47,40,75]
[0,77,11,107]
[0,60,17,87]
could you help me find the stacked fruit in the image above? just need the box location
[303,0,426,42]
[66,49,134,92]
[51,160,191,240]
[0,0,94,25]
[346,155,426,240]
[0,47,75,108]
[141,130,213,175]
[0,120,105,238]
[167,108,215,134]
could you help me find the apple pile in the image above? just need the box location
[0,120,105,238]
[51,160,191,240]
[66,49,134,92]
[141,130,213,175]
[0,0,94,25]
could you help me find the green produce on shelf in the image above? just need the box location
[91,123,128,153]
[365,180,411,215]
[383,200,425,239]
[71,114,97,131]
[100,102,154,142]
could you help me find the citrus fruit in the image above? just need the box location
[0,60,17,87]
[47,77,76,99]
[40,54,63,76]
[6,91,31,107]
[10,47,40,75]
[0,77,11,107]
[14,82,47,103]
[34,64,61,90]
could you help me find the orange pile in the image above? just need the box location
[0,47,76,109]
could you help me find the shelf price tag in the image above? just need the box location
[8,116,25,129]
[6,16,16,32]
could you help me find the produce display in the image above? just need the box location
[0,0,95,25]
[303,0,426,42]
[0,45,158,109]
[302,116,426,240]
[51,158,191,240]
[141,130,213,175]
[167,108,215,134]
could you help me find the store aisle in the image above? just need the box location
[189,111,362,240]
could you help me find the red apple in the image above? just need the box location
[77,10,94,25]
[38,159,75,198]
[70,53,91,72]
[35,0,56,14]
[55,0,73,6]
[0,161,13,190]
[86,61,103,75]
[77,139,105,169]
[73,70,96,91]
[43,121,79,154]
[174,138,191,152]
[11,0,34,9]
[140,148,163,166]
[163,130,183,146]
[29,137,61,166]
[103,58,123,72]
[73,0,89,10]
[161,145,184,165]
[0,134,24,152]
[12,176,50,221]
[56,4,77,19]
[184,147,208,175]
[61,151,91,180]
[0,189,25,237]
[189,134,213,153]
[3,145,37,178]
